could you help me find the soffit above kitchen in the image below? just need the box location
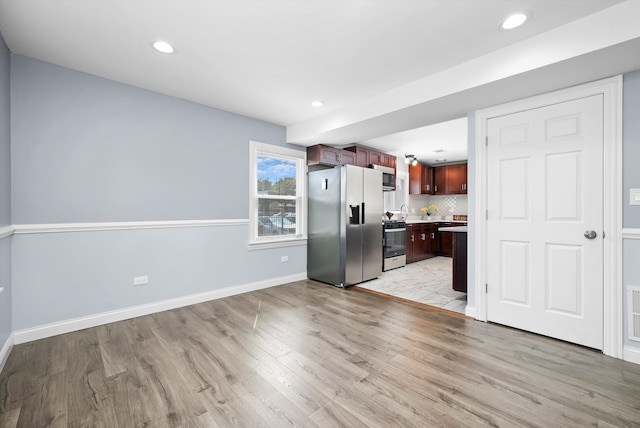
[1,0,639,150]
[363,117,469,165]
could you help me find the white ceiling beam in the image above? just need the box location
[287,0,640,146]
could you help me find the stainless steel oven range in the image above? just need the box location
[383,220,406,271]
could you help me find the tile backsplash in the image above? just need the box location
[409,194,468,216]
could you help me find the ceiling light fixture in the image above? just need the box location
[152,40,175,54]
[311,100,324,107]
[405,154,418,166]
[502,13,528,30]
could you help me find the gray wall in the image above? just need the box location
[12,226,305,329]
[11,55,279,223]
[623,71,640,229]
[0,38,8,227]
[0,34,11,351]
[623,71,640,350]
[10,55,306,331]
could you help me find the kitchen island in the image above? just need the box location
[437,226,467,292]
[403,219,466,260]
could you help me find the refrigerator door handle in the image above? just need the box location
[361,202,365,224]
[349,204,360,225]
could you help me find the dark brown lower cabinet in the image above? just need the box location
[435,222,467,257]
[405,222,467,291]
[438,228,453,257]
[406,225,415,263]
[406,223,436,264]
[451,231,468,292]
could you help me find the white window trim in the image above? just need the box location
[249,140,307,249]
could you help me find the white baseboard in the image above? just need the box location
[465,305,477,319]
[13,273,307,345]
[623,346,640,365]
[0,332,14,375]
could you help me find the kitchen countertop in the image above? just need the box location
[438,226,468,233]
[404,219,467,224]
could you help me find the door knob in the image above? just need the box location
[584,230,597,239]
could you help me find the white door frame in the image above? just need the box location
[474,76,623,358]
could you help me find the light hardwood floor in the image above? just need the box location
[1,279,639,427]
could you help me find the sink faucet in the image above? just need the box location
[400,204,408,220]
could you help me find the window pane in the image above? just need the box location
[258,198,297,237]
[257,155,296,196]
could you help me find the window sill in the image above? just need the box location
[248,237,307,251]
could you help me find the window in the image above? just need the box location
[249,141,306,247]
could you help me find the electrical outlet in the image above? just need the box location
[280,255,289,262]
[133,275,149,286]
[631,188,640,205]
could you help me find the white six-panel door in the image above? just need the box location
[486,95,604,349]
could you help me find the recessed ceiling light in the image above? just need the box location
[311,100,324,108]
[152,40,175,54]
[502,13,528,30]
[433,149,446,153]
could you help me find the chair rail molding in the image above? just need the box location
[12,219,249,235]
[622,228,640,239]
[0,225,14,239]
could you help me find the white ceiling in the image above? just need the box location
[364,118,469,164]
[1,0,639,164]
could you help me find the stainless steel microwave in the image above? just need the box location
[370,164,395,191]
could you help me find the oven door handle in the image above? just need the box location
[384,228,406,233]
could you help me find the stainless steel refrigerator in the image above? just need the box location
[307,164,383,287]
